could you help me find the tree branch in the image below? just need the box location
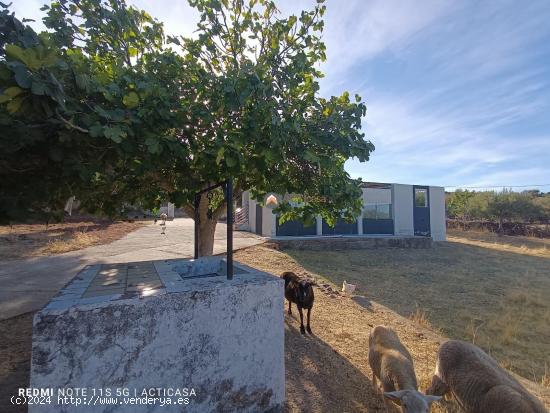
[55,109,89,133]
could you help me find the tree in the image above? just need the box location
[446,189,475,221]
[1,0,191,221]
[532,194,550,223]
[1,0,374,256]
[486,190,541,231]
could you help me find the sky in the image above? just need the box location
[11,0,550,191]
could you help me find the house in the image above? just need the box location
[238,182,446,241]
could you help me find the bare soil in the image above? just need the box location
[0,219,145,261]
[0,313,33,413]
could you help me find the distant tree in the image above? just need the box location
[531,193,550,222]
[446,190,475,221]
[486,190,542,231]
[466,191,493,220]
[1,0,374,255]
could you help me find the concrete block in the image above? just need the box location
[30,257,284,413]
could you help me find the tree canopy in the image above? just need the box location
[446,189,548,226]
[0,0,374,254]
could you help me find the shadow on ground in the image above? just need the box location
[284,319,389,413]
[0,312,33,413]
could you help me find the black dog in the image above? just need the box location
[281,272,314,334]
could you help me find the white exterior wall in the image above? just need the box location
[244,186,446,240]
[249,197,257,233]
[245,195,275,236]
[316,216,322,235]
[158,202,175,218]
[392,184,414,236]
[262,207,275,237]
[429,186,447,241]
[237,192,250,231]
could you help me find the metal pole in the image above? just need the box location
[226,179,233,280]
[194,194,200,259]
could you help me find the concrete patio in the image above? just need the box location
[0,218,264,320]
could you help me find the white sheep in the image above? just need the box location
[427,340,547,413]
[369,325,441,413]
[342,280,356,295]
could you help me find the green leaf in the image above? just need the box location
[145,137,160,154]
[13,66,32,88]
[31,80,47,95]
[5,44,40,70]
[89,124,104,138]
[4,86,23,99]
[104,126,125,143]
[5,45,26,63]
[122,91,139,108]
[225,155,237,167]
[6,96,25,113]
[0,65,11,81]
[0,86,24,104]
[75,74,89,91]
[216,147,225,165]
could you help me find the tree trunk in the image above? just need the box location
[497,216,504,236]
[198,216,217,256]
[186,186,241,257]
[196,192,222,257]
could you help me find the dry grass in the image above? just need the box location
[40,231,100,254]
[447,229,550,258]
[234,246,550,412]
[0,220,145,260]
[284,230,550,386]
[409,305,441,333]
[235,246,465,413]
[542,366,550,388]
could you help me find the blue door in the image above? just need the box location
[413,186,430,236]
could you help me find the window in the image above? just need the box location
[362,204,377,219]
[376,204,391,219]
[362,204,392,220]
[415,188,427,207]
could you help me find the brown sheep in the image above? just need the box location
[427,340,547,413]
[369,325,441,412]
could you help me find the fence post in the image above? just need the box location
[226,179,233,280]
[194,194,200,259]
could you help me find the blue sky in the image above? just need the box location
[11,0,550,191]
